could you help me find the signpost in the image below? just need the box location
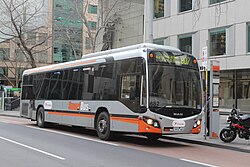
[0,91,4,112]
[201,47,208,71]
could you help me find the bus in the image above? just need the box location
[20,43,202,141]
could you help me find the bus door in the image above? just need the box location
[119,75,141,112]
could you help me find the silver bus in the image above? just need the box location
[21,43,202,141]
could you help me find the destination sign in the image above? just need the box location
[149,51,197,67]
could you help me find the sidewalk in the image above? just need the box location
[0,110,20,117]
[1,110,250,153]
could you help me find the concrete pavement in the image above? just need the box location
[1,110,250,153]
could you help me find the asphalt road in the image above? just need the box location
[0,116,249,167]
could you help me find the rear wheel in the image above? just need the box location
[220,128,237,143]
[96,112,112,141]
[36,107,48,128]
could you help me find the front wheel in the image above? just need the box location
[36,107,48,128]
[220,128,237,143]
[146,134,160,141]
[96,112,112,141]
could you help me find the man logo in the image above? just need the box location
[173,112,183,116]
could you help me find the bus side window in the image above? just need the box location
[120,75,137,99]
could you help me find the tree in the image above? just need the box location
[0,46,26,87]
[0,0,51,68]
[73,0,123,53]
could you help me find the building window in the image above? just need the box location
[88,5,97,14]
[38,33,48,46]
[179,35,192,54]
[54,47,59,54]
[27,32,36,45]
[15,49,25,61]
[210,0,226,5]
[37,51,48,63]
[87,21,97,30]
[210,28,226,56]
[86,37,91,49]
[0,48,10,60]
[154,0,164,18]
[179,0,192,12]
[248,24,250,52]
[153,38,165,45]
[0,67,8,76]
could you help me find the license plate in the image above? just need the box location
[173,127,184,132]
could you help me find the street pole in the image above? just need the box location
[143,0,153,43]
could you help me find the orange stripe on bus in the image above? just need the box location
[110,116,138,124]
[48,112,94,118]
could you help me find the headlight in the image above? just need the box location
[193,123,197,128]
[146,119,153,125]
[193,119,201,128]
[197,120,201,126]
[143,117,161,128]
[153,122,160,128]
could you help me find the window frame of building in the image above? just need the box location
[88,4,97,14]
[210,0,226,5]
[179,34,192,54]
[154,0,164,19]
[209,28,226,56]
[179,0,192,13]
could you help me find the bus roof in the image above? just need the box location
[23,43,181,76]
[81,43,180,59]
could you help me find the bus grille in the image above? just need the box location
[21,103,29,116]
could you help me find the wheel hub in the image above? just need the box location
[98,119,107,133]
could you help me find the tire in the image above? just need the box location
[36,107,47,128]
[146,134,160,141]
[220,128,237,143]
[96,112,112,141]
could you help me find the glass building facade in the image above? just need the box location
[53,0,83,63]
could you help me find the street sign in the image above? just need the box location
[201,47,208,71]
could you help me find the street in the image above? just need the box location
[0,116,249,167]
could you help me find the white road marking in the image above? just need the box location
[26,125,120,147]
[181,159,218,167]
[0,136,65,160]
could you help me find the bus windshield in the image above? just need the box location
[148,52,201,110]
